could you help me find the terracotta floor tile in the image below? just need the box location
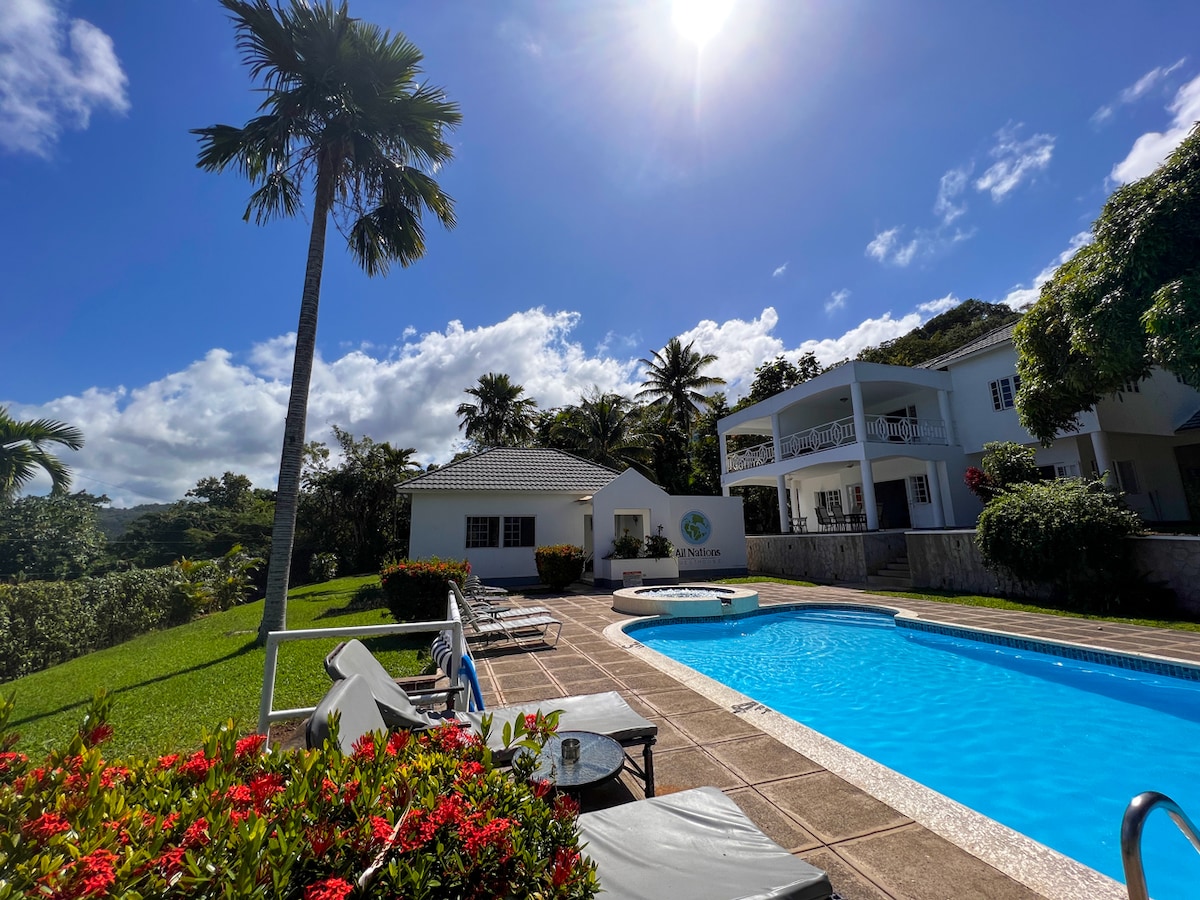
[800,849,892,900]
[668,707,765,743]
[725,788,822,852]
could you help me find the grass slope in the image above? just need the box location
[6,575,429,757]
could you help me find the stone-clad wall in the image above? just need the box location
[1129,535,1200,616]
[746,532,907,584]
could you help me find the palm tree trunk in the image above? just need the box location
[258,161,334,644]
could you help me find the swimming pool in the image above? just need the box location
[624,606,1200,900]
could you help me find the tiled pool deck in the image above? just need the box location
[468,583,1200,900]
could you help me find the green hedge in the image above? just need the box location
[381,557,471,622]
[535,545,585,589]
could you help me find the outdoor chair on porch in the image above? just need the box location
[815,507,847,532]
[790,516,808,534]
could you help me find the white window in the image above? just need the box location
[1055,462,1080,479]
[814,490,842,510]
[847,484,864,510]
[466,516,536,548]
[1114,461,1141,494]
[989,375,1020,411]
[1120,378,1141,394]
[908,475,931,504]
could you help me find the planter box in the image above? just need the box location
[594,555,679,589]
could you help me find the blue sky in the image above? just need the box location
[3,0,1200,506]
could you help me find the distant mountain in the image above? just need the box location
[96,503,171,540]
[856,299,1021,367]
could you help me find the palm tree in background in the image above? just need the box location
[193,0,460,643]
[554,391,655,476]
[0,407,85,502]
[637,337,726,433]
[456,373,539,449]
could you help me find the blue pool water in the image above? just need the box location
[629,607,1200,899]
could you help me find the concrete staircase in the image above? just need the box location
[866,554,912,589]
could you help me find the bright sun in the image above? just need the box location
[671,0,736,48]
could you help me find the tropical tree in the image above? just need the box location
[741,352,824,407]
[456,373,538,449]
[0,406,85,502]
[553,390,655,475]
[193,0,460,642]
[1015,122,1200,443]
[637,337,726,433]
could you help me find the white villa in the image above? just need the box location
[718,324,1200,532]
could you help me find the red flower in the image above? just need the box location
[307,825,335,856]
[351,734,377,758]
[552,847,581,887]
[386,731,410,755]
[71,848,118,896]
[523,714,538,732]
[157,753,180,770]
[99,766,128,788]
[23,811,71,842]
[0,750,27,777]
[304,876,354,900]
[235,733,267,759]
[248,772,285,807]
[224,783,254,806]
[371,815,396,844]
[459,760,484,780]
[552,793,580,821]
[462,817,513,858]
[156,846,187,877]
[179,750,215,781]
[183,817,210,847]
[83,723,114,746]
[530,778,552,799]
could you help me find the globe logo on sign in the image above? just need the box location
[680,510,712,546]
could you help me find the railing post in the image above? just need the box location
[258,633,280,735]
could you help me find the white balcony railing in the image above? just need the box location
[725,415,948,472]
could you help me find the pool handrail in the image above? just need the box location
[1120,790,1200,900]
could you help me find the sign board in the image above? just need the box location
[622,570,644,587]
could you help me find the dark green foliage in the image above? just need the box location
[609,531,643,560]
[549,390,655,476]
[381,557,470,622]
[0,568,189,682]
[689,393,728,495]
[976,479,1145,607]
[983,441,1039,491]
[742,352,824,406]
[0,492,107,580]
[857,299,1021,367]
[643,527,674,560]
[1015,123,1200,442]
[94,503,170,540]
[308,551,339,582]
[534,544,585,589]
[456,373,538,450]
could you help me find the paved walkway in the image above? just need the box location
[469,583,1200,900]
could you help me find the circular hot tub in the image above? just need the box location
[612,584,759,617]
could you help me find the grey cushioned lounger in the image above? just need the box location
[322,641,658,794]
[577,786,833,900]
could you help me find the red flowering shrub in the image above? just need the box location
[380,557,471,622]
[534,544,586,589]
[0,691,597,899]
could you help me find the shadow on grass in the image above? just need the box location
[11,637,261,729]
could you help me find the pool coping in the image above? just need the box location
[603,600,1155,900]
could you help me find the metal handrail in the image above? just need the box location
[1121,791,1200,900]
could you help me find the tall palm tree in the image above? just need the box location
[636,337,726,433]
[456,373,538,449]
[0,407,85,502]
[554,391,655,476]
[194,0,460,643]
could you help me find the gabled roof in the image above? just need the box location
[1177,407,1200,433]
[398,447,620,493]
[917,322,1018,370]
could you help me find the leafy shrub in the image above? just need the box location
[173,545,263,617]
[976,478,1145,606]
[309,551,339,583]
[0,579,90,682]
[381,557,471,622]
[643,526,674,560]
[535,545,585,589]
[609,531,642,560]
[0,694,598,899]
[965,442,1041,503]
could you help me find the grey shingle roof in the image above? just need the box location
[917,322,1018,370]
[398,448,620,493]
[1177,407,1200,432]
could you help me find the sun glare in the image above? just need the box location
[671,0,736,48]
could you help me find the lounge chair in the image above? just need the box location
[450,582,562,649]
[320,641,657,795]
[578,786,833,900]
[464,574,509,597]
[448,579,549,621]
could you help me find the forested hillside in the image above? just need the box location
[856,299,1021,367]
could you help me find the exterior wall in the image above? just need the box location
[591,470,674,563]
[667,494,748,579]
[1103,432,1191,521]
[408,491,586,585]
[907,530,1200,616]
[746,532,907,583]
[1094,370,1199,435]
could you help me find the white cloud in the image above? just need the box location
[865,224,972,268]
[825,288,850,314]
[772,262,788,278]
[1110,72,1200,185]
[866,227,900,263]
[1092,58,1186,125]
[974,124,1055,201]
[934,166,971,224]
[917,294,960,316]
[7,304,961,504]
[0,0,129,156]
[998,231,1093,309]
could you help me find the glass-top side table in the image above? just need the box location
[515,730,625,791]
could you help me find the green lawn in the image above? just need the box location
[6,575,429,758]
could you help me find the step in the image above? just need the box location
[865,573,913,589]
[880,563,911,576]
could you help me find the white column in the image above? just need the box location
[937,389,955,445]
[862,461,879,530]
[776,474,790,533]
[850,381,867,443]
[770,413,782,463]
[718,430,729,485]
[925,460,945,528]
[1091,432,1114,486]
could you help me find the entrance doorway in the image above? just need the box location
[874,479,911,529]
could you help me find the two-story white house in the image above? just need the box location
[718,323,1200,531]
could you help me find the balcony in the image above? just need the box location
[726,415,948,473]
